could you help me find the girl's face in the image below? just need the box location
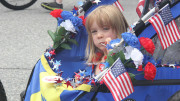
[90,21,117,54]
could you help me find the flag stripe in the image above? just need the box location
[113,1,124,12]
[166,24,175,43]
[105,73,121,101]
[156,14,171,48]
[149,16,166,49]
[148,4,180,49]
[170,22,178,41]
[123,73,132,94]
[171,20,180,39]
[165,24,173,45]
[103,77,120,101]
[117,76,128,98]
[109,72,124,100]
[124,72,134,93]
[119,74,130,96]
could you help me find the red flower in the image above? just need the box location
[144,62,156,80]
[139,37,155,55]
[50,9,63,18]
[137,65,143,71]
[79,16,86,26]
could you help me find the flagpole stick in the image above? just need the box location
[95,57,122,81]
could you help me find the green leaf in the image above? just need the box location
[118,51,125,63]
[53,41,60,49]
[107,51,115,66]
[60,43,72,50]
[68,39,78,45]
[57,27,67,35]
[47,30,55,41]
[128,72,135,81]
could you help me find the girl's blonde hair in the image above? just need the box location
[85,5,129,63]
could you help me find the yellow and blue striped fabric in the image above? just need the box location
[24,55,91,101]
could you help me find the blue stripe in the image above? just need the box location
[25,60,46,101]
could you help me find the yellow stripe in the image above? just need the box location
[30,92,42,101]
[41,54,56,76]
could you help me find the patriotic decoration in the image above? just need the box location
[148,4,180,49]
[113,0,124,12]
[136,0,145,17]
[103,58,134,101]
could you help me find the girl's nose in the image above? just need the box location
[97,32,103,39]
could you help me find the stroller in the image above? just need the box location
[21,0,180,101]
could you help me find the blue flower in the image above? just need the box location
[143,55,156,65]
[106,38,121,50]
[57,18,64,26]
[106,44,113,50]
[69,16,83,32]
[110,38,121,45]
[61,11,73,20]
[122,32,141,49]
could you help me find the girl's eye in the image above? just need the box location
[103,27,110,30]
[91,30,97,34]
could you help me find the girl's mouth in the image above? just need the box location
[100,42,106,46]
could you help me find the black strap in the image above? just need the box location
[133,79,180,86]
[21,59,40,100]
[91,85,100,101]
[74,91,88,101]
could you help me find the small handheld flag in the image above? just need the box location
[103,58,134,101]
[148,4,180,49]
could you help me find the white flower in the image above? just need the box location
[131,48,144,68]
[124,46,134,60]
[60,19,76,33]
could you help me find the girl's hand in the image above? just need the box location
[105,38,113,54]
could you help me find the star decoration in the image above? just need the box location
[91,79,96,86]
[72,6,78,15]
[92,0,101,5]
[52,65,59,70]
[49,58,54,64]
[70,79,76,88]
[64,81,72,88]
[54,60,61,66]
[79,70,85,76]
[49,49,56,55]
[74,72,81,80]
[56,78,63,84]
[45,52,51,57]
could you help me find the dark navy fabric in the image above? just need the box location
[84,0,116,17]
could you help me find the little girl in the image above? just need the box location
[85,5,129,76]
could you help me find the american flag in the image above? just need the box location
[102,58,134,101]
[148,4,180,49]
[113,0,124,12]
[136,0,145,17]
